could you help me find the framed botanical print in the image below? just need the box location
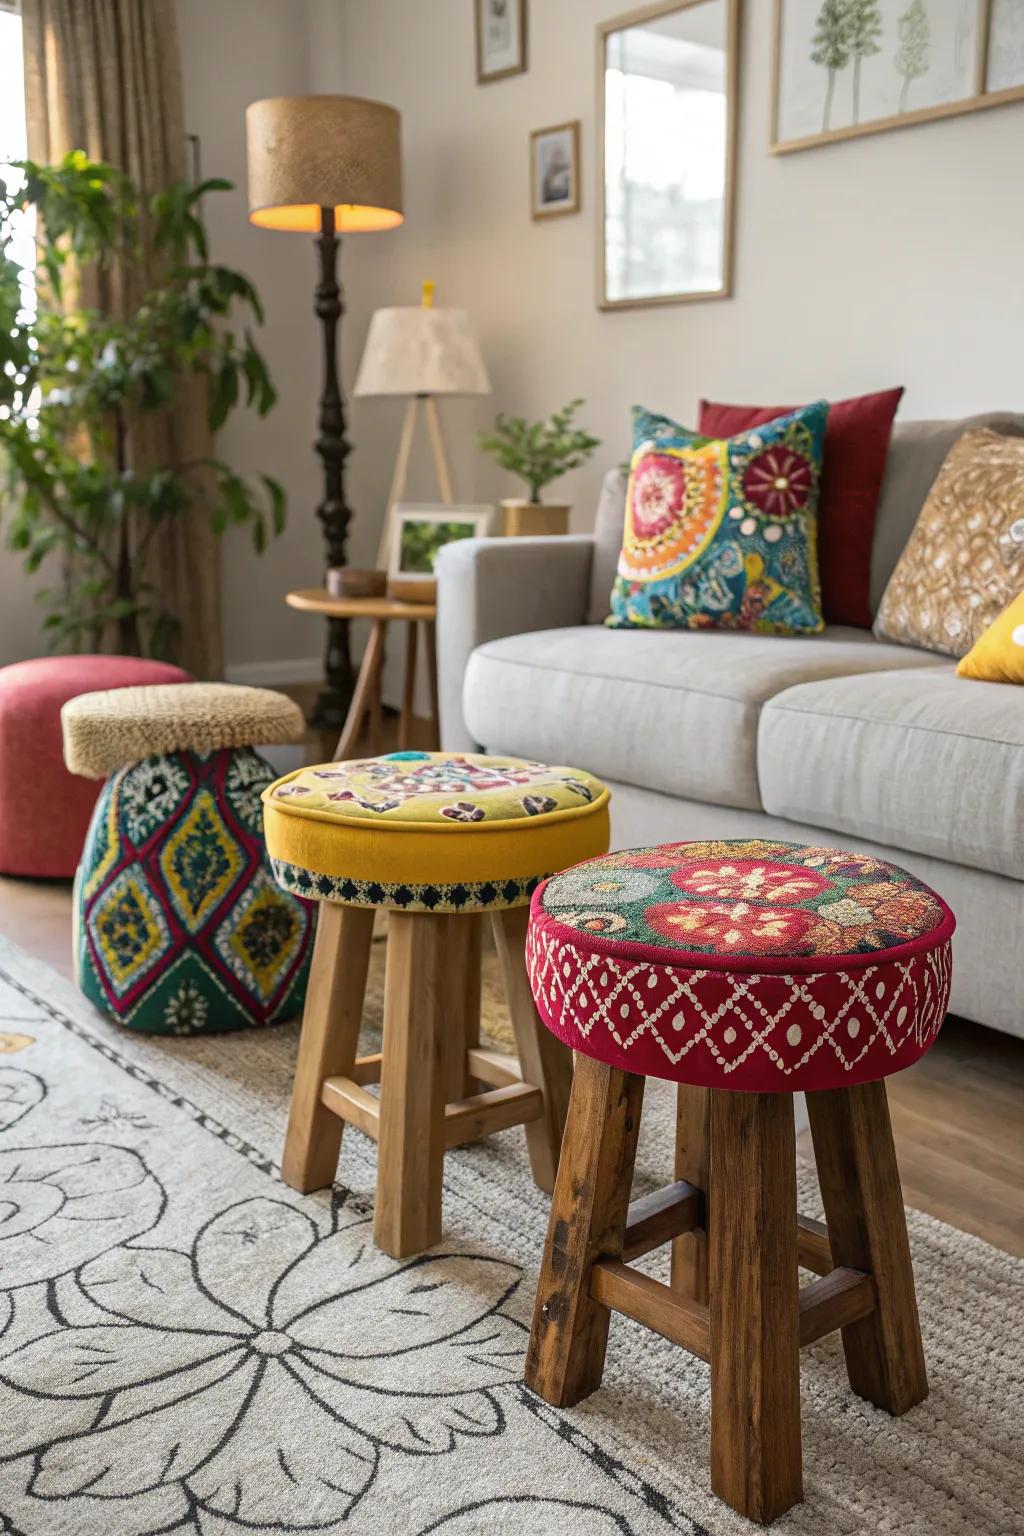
[530,121,581,219]
[772,0,1024,154]
[476,0,527,84]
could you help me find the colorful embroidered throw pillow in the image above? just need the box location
[698,387,903,629]
[956,590,1024,683]
[875,428,1024,657]
[608,401,829,634]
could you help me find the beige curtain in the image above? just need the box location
[21,0,223,678]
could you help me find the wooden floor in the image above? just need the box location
[1,872,1022,1259]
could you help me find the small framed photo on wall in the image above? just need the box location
[476,0,527,84]
[530,121,581,220]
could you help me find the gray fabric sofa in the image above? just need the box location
[436,412,1024,1042]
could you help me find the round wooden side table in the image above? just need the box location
[286,589,439,761]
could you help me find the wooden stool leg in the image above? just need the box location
[709,1090,802,1523]
[492,905,573,1193]
[282,902,374,1193]
[671,1083,710,1301]
[374,912,447,1258]
[443,914,482,1104]
[526,1055,644,1407]
[807,1080,927,1415]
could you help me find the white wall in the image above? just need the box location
[4,0,1022,675]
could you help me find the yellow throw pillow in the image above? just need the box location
[957,590,1024,683]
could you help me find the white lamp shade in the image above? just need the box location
[354,307,491,397]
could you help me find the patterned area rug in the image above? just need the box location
[0,931,1021,1536]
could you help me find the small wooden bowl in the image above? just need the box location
[327,567,388,599]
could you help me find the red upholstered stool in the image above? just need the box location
[523,839,954,1525]
[0,656,190,877]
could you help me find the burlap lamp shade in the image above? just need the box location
[246,96,403,232]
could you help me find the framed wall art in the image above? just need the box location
[530,121,581,218]
[476,0,527,84]
[772,0,1024,154]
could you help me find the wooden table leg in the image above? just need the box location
[442,914,482,1105]
[492,905,573,1193]
[526,1055,644,1407]
[806,1081,927,1415]
[399,619,419,750]
[423,620,440,750]
[374,911,448,1258]
[334,618,387,761]
[282,903,374,1193]
[709,1090,802,1523]
[671,1083,710,1301]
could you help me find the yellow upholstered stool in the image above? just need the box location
[263,751,610,1257]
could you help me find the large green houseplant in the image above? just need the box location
[0,151,284,659]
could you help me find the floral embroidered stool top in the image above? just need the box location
[263,752,611,913]
[526,839,955,1092]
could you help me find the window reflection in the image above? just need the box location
[603,2,730,305]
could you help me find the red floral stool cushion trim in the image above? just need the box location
[526,839,955,1092]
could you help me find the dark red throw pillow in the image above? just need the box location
[698,387,904,629]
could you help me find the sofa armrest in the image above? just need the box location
[435,534,594,750]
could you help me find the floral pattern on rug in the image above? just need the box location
[0,941,1018,1536]
[541,840,947,960]
[0,1197,525,1530]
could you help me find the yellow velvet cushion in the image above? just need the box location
[262,752,611,912]
[956,590,1024,683]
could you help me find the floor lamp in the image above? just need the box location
[246,95,403,730]
[353,283,491,571]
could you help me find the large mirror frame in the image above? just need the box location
[596,0,740,311]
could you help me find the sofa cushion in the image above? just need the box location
[608,401,829,635]
[874,428,1024,658]
[699,387,903,630]
[759,667,1024,879]
[869,411,1024,612]
[587,467,628,624]
[463,626,943,812]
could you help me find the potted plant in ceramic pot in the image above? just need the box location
[478,397,600,536]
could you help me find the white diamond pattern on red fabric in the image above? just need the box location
[527,923,953,1090]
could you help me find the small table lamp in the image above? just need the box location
[354,282,491,568]
[246,94,402,731]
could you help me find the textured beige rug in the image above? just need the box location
[0,929,1021,1536]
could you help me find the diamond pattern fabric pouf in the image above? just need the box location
[67,685,313,1036]
[527,838,955,1091]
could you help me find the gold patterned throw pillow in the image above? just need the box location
[875,429,1024,657]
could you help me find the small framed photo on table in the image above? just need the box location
[388,504,495,602]
[530,121,580,220]
[475,0,527,84]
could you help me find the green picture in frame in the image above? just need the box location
[389,504,495,587]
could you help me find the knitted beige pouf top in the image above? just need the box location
[62,683,306,780]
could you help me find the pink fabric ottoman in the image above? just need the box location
[0,656,190,878]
